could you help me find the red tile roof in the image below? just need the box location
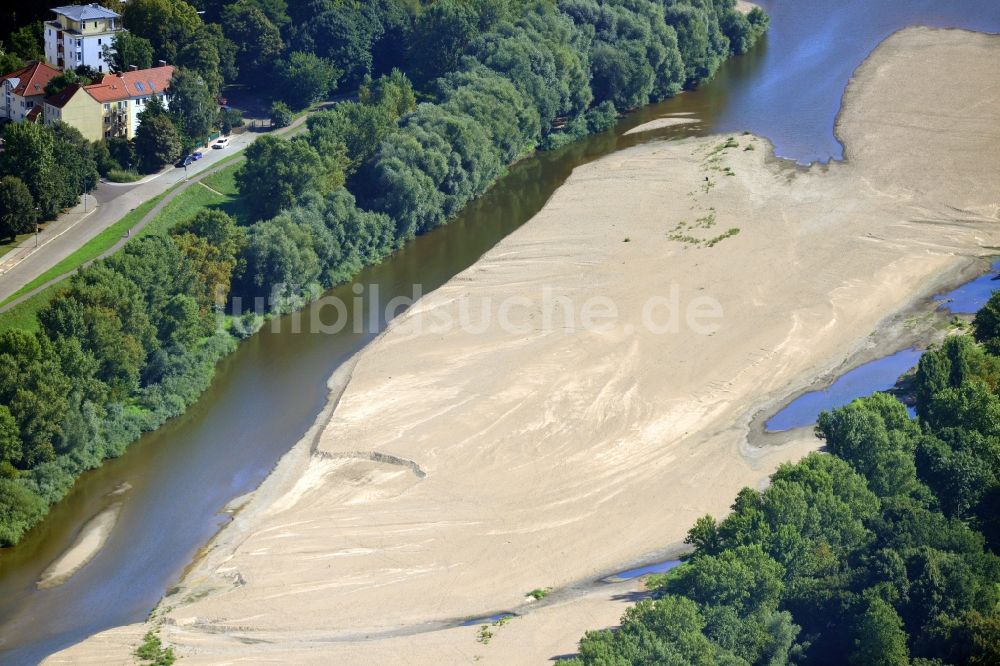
[0,61,61,98]
[84,65,174,103]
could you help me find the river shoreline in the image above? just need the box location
[43,26,1000,664]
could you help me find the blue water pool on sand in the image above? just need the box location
[606,559,682,582]
[766,261,1000,432]
[461,612,516,627]
[934,260,1000,314]
[765,348,923,432]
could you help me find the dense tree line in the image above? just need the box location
[566,298,1000,665]
[0,211,245,545]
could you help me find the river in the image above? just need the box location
[1,1,998,663]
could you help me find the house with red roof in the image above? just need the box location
[84,64,174,139]
[1,61,61,122]
[43,83,103,141]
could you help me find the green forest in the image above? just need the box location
[0,0,767,545]
[565,302,1000,665]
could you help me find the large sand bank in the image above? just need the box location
[46,27,1000,664]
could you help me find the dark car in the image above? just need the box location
[192,151,204,160]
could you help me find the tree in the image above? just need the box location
[851,597,909,666]
[221,0,284,80]
[307,103,393,173]
[50,122,99,200]
[176,26,224,96]
[121,0,202,62]
[103,31,154,72]
[236,135,332,220]
[203,23,238,83]
[44,69,94,97]
[0,405,21,475]
[359,68,416,118]
[8,23,43,61]
[107,136,137,172]
[0,44,24,75]
[406,0,481,88]
[168,68,217,147]
[91,139,118,177]
[816,392,922,498]
[275,52,341,110]
[685,515,723,555]
[217,107,244,135]
[270,100,293,128]
[134,114,182,172]
[973,290,1000,354]
[171,210,246,307]
[293,3,381,88]
[569,595,726,665]
[0,479,47,546]
[0,121,63,218]
[664,545,785,616]
[0,176,36,241]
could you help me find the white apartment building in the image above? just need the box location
[85,65,175,139]
[44,4,121,74]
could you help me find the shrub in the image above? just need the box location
[107,169,143,183]
[270,101,293,129]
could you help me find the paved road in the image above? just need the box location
[0,115,310,305]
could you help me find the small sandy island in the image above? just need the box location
[37,504,121,590]
[623,116,699,135]
[45,27,1000,665]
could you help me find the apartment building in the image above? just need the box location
[44,4,121,74]
[84,65,175,139]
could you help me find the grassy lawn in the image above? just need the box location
[140,161,246,236]
[201,162,250,222]
[0,282,66,333]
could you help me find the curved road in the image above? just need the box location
[0,114,311,308]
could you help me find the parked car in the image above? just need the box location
[192,151,204,160]
[212,137,230,149]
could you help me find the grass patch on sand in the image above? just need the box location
[135,630,175,665]
[527,587,552,600]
